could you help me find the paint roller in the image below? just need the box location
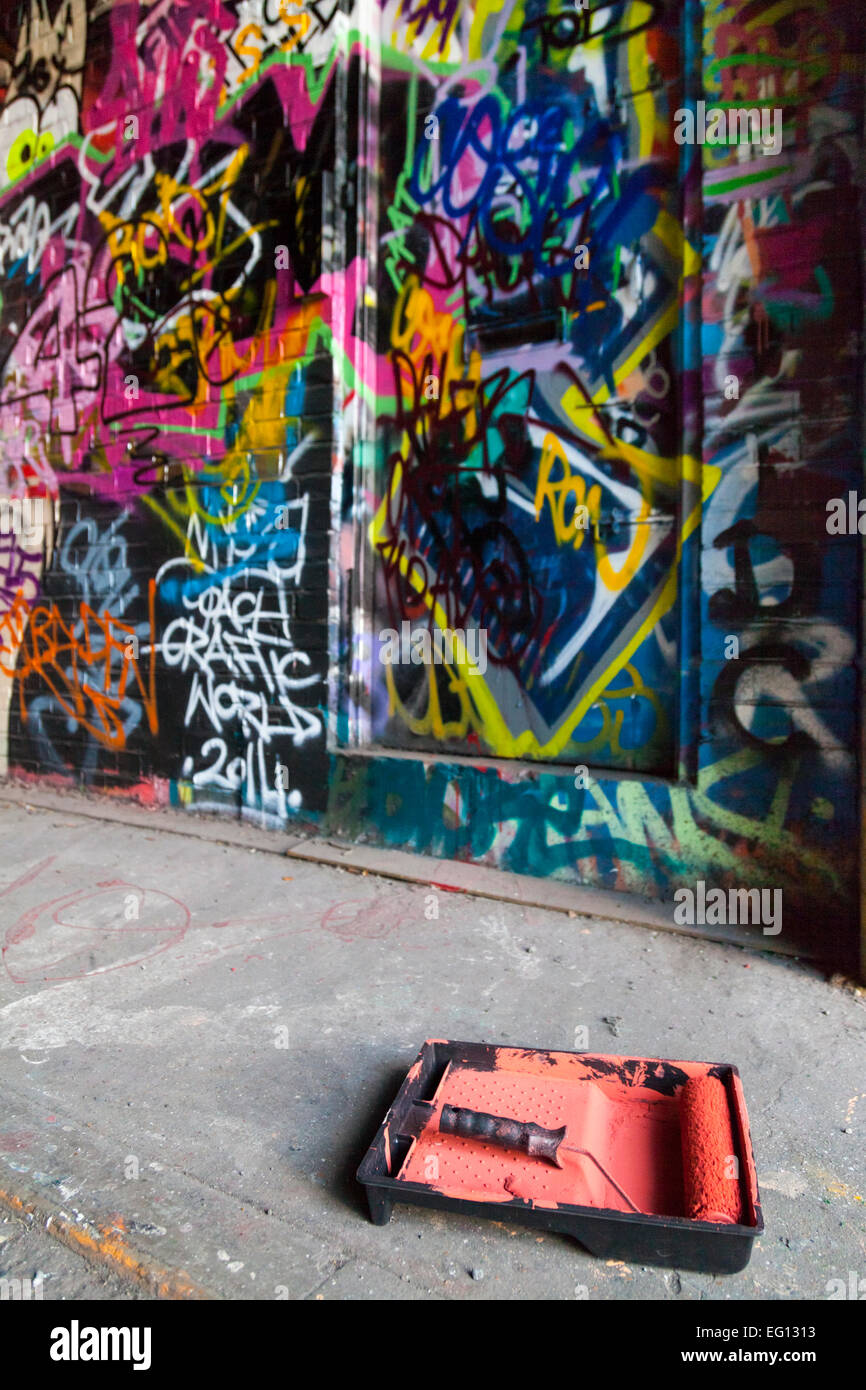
[438,1074,744,1224]
[679,1075,744,1224]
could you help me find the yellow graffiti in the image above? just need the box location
[277,0,312,56]
[384,646,480,742]
[394,0,462,63]
[567,664,668,760]
[573,745,842,895]
[391,275,482,433]
[99,148,272,293]
[223,4,313,96]
[384,651,667,763]
[143,297,325,563]
[534,432,600,549]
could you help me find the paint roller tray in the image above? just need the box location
[357,1039,763,1273]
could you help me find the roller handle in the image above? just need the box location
[440,1104,566,1166]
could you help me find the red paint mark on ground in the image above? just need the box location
[1,879,384,983]
[0,855,56,899]
[2,881,191,984]
[320,894,417,942]
[0,1131,37,1152]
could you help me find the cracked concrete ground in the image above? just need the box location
[0,797,863,1301]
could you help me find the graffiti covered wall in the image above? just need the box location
[0,0,340,823]
[330,0,865,970]
[0,1,863,968]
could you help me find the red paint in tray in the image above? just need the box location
[399,1056,686,1215]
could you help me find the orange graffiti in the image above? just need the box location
[1,581,158,749]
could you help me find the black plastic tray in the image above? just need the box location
[357,1039,764,1274]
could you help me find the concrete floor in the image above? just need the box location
[0,797,863,1301]
[0,1211,148,1301]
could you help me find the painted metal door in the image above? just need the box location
[360,0,692,773]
